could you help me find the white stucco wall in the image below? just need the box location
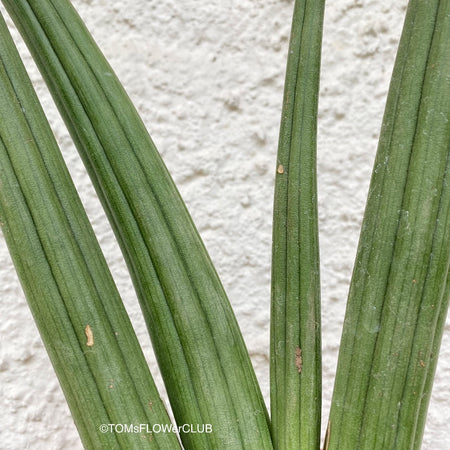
[0,0,448,448]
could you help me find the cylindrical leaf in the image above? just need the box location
[271,0,324,448]
[0,11,178,450]
[412,277,450,449]
[328,0,450,448]
[0,1,273,448]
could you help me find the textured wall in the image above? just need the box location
[0,0,448,448]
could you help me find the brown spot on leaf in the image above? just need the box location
[277,164,285,174]
[295,347,302,373]
[85,325,94,347]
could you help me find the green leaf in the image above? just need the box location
[412,275,450,449]
[271,0,324,448]
[1,0,273,448]
[0,11,179,450]
[328,0,450,448]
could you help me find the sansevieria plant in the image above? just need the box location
[0,0,448,449]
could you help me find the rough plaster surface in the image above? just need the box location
[0,0,448,448]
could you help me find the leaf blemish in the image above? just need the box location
[295,347,302,373]
[85,325,94,347]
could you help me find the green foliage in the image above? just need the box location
[0,11,177,449]
[328,1,450,447]
[2,0,271,448]
[271,1,324,448]
[0,0,448,449]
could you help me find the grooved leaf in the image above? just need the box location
[1,0,273,448]
[328,0,450,448]
[0,11,178,449]
[270,0,324,448]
